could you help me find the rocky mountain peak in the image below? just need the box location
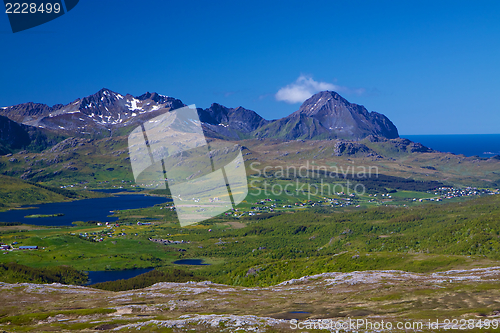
[255,91,398,140]
[295,90,371,120]
[78,88,124,111]
[137,92,173,104]
[295,90,354,116]
[0,102,54,123]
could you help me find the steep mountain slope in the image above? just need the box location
[254,91,399,140]
[0,174,83,209]
[0,102,57,123]
[198,103,270,139]
[0,115,66,154]
[0,115,30,154]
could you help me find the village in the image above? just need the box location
[224,186,499,218]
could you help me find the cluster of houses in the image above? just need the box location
[77,231,105,242]
[369,193,393,198]
[96,222,120,227]
[432,187,498,199]
[409,187,499,203]
[59,180,135,190]
[71,220,156,242]
[76,225,129,242]
[209,197,221,203]
[148,238,189,245]
[240,197,357,216]
[1,243,38,253]
[224,196,362,218]
[82,229,128,241]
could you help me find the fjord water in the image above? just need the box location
[403,134,500,157]
[0,194,170,226]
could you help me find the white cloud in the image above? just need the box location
[275,75,364,104]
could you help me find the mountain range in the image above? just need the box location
[1,89,500,191]
[0,89,398,153]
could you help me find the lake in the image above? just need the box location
[85,267,154,285]
[0,194,171,226]
[172,259,209,265]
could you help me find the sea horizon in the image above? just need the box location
[402,134,500,158]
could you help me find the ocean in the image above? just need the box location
[402,134,500,158]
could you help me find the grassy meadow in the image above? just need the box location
[1,192,500,288]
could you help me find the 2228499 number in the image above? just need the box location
[5,3,61,14]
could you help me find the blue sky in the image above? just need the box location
[1,0,500,134]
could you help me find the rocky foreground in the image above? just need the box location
[1,266,500,332]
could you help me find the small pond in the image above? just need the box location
[85,267,154,285]
[172,259,209,265]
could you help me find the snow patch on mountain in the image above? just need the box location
[127,98,142,111]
